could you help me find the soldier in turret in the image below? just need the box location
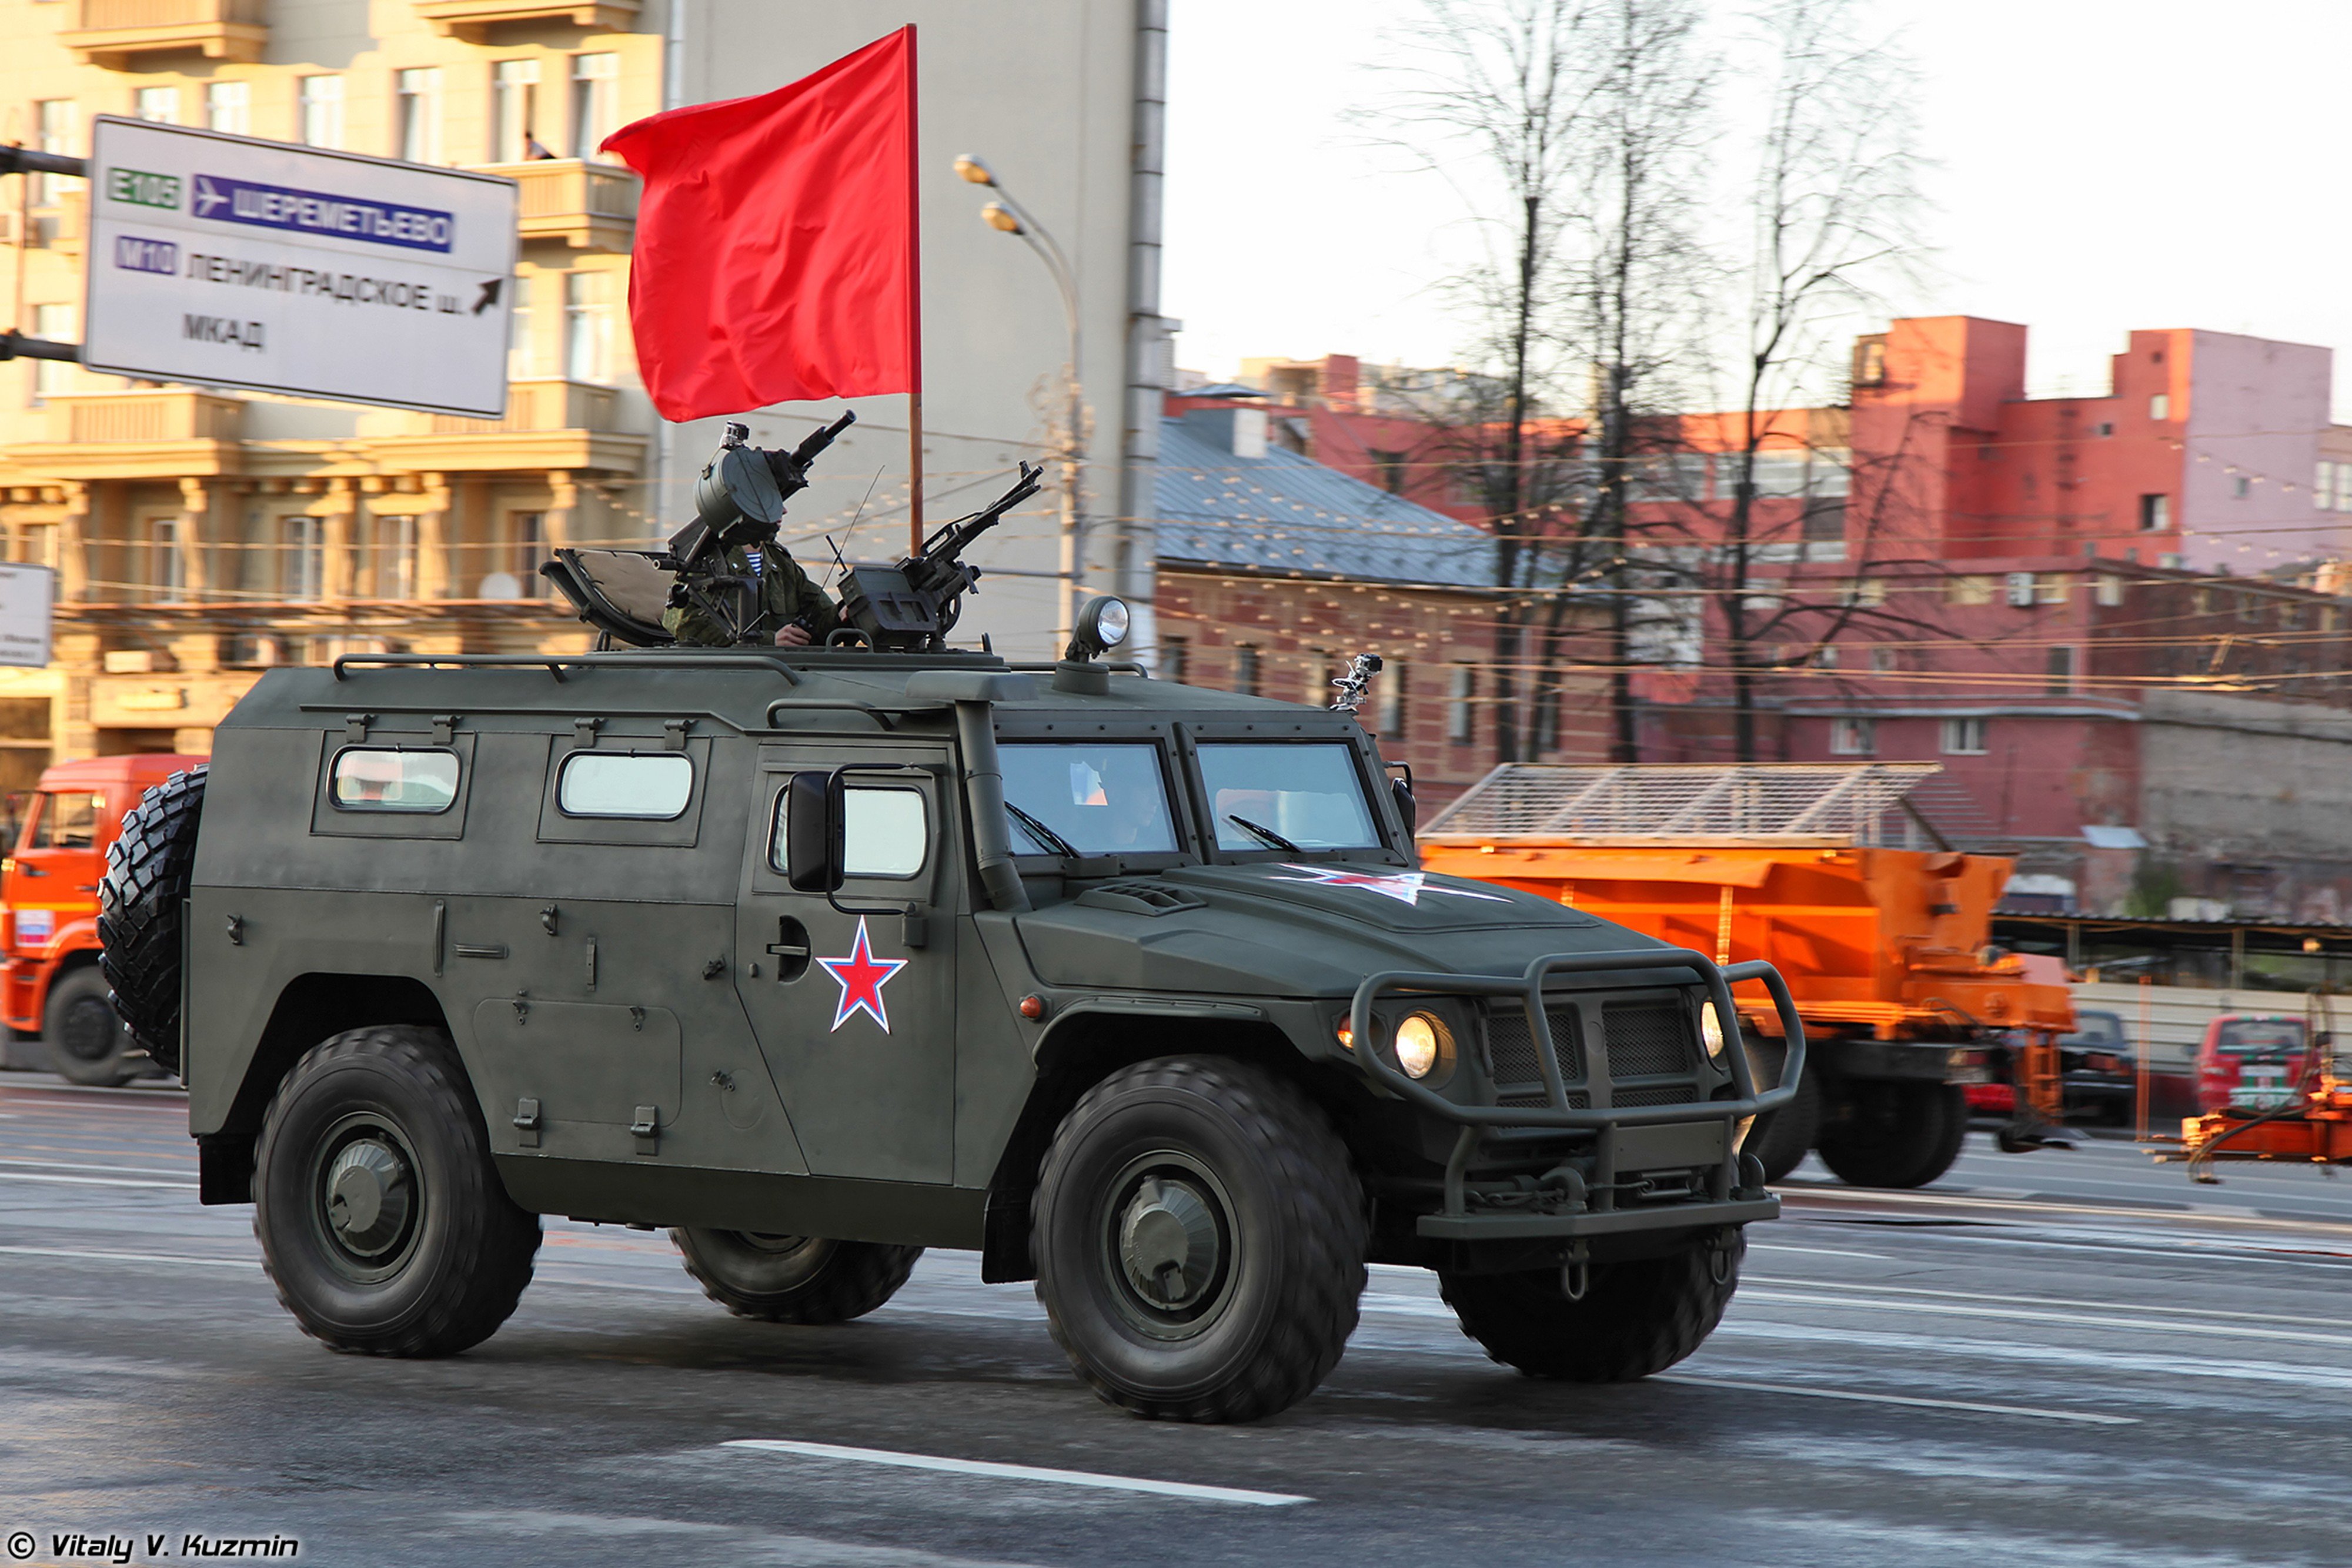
[661,537,841,647]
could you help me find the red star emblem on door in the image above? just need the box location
[817,915,910,1033]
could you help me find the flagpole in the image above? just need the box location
[905,24,924,557]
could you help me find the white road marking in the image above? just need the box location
[723,1439,1311,1507]
[0,1155,195,1178]
[1741,1289,2352,1350]
[1750,1243,1893,1261]
[0,1244,255,1270]
[1746,1274,2352,1330]
[0,1169,196,1189]
[1656,1374,2137,1425]
[1720,1319,2352,1391]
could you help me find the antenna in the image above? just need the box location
[824,467,885,590]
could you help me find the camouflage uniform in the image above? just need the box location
[662,543,842,647]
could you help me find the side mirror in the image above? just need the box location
[785,771,846,893]
[1390,775,1418,837]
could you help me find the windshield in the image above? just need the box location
[1197,741,1379,852]
[2215,1019,2303,1056]
[1000,743,1178,855]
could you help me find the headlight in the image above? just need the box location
[1335,1019,1355,1051]
[1395,1012,1448,1079]
[1700,1001,1727,1061]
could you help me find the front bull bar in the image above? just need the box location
[1346,948,1807,1233]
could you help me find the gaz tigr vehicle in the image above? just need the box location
[101,429,1802,1423]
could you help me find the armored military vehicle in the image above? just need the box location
[99,426,1805,1424]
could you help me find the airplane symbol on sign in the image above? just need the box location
[192,176,229,218]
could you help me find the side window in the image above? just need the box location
[769,783,928,879]
[29,791,97,848]
[330,748,460,813]
[557,752,693,820]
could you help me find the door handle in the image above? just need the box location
[16,865,42,877]
[74,884,96,894]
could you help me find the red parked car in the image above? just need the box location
[1,753,206,1084]
[2193,1014,2311,1115]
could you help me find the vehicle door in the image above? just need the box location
[10,787,102,954]
[734,740,958,1183]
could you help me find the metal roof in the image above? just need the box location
[1154,416,1498,588]
[1421,763,1947,844]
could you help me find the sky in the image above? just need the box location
[1162,0,2352,414]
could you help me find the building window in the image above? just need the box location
[509,510,546,581]
[1369,449,1406,494]
[396,68,443,164]
[1941,717,1987,755]
[369,514,417,600]
[2046,646,2076,694]
[1447,664,1475,745]
[205,81,251,135]
[2149,393,2170,422]
[562,272,609,381]
[1828,717,1875,755]
[2139,493,2170,531]
[283,516,324,601]
[492,59,541,162]
[133,87,179,124]
[571,52,618,158]
[146,514,189,601]
[1377,660,1406,737]
[1531,684,1559,754]
[1852,336,1886,387]
[507,274,536,379]
[2317,461,2336,512]
[1870,647,1898,673]
[1161,637,1187,684]
[299,75,345,149]
[2096,574,2124,607]
[31,305,72,399]
[1232,645,1259,697]
[2231,474,2250,499]
[1947,575,1994,607]
[32,101,75,207]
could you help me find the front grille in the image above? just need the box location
[1603,1001,1695,1077]
[1484,1005,1584,1106]
[1614,1084,1702,1108]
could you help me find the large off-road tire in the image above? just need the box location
[1743,1039,1819,1184]
[1032,1055,1367,1423]
[671,1229,921,1323]
[42,965,139,1087]
[253,1025,540,1356]
[98,764,206,1079]
[1816,1080,1967,1189]
[1440,1229,1746,1382]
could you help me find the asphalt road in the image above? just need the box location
[5,1072,2350,1568]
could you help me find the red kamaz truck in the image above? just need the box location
[2,753,205,1084]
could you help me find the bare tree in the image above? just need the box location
[1708,0,1927,758]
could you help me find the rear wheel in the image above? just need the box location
[253,1025,540,1356]
[671,1229,921,1323]
[1032,1055,1367,1423]
[43,967,138,1087]
[1816,1081,1967,1189]
[1441,1229,1745,1382]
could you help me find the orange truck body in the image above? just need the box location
[1413,838,2076,1044]
[2,754,205,1040]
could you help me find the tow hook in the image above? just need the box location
[1559,1241,1591,1302]
[1708,1228,1738,1285]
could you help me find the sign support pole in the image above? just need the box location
[908,391,923,555]
[905,24,923,557]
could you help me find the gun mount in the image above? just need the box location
[834,460,1043,651]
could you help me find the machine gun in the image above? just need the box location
[834,460,1043,651]
[540,412,855,647]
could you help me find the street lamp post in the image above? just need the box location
[955,154,1085,643]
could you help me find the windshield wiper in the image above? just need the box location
[1225,814,1301,853]
[1004,801,1078,858]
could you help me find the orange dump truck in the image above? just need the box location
[1419,763,2076,1189]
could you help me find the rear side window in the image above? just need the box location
[558,752,694,820]
[330,748,460,813]
[769,784,928,879]
[26,791,98,849]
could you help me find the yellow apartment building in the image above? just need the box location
[0,0,666,783]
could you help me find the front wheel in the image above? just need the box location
[1440,1229,1745,1382]
[1032,1055,1367,1423]
[253,1025,540,1356]
[671,1229,921,1323]
[1816,1081,1967,1189]
[44,967,139,1087]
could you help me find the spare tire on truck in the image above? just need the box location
[98,764,206,1081]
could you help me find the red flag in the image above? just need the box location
[602,28,919,421]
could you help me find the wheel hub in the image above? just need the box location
[1117,1175,1222,1311]
[323,1136,414,1259]
[59,997,118,1063]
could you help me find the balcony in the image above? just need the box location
[59,0,268,68]
[412,0,639,41]
[354,379,643,476]
[47,390,245,446]
[428,378,619,435]
[477,159,639,252]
